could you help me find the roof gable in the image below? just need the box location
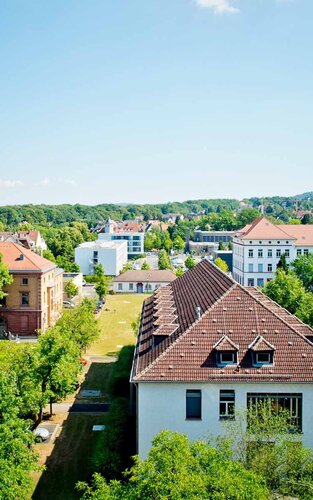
[236,217,295,241]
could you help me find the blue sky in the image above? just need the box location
[0,0,312,205]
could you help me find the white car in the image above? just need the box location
[34,427,50,441]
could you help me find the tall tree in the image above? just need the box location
[158,250,172,270]
[0,253,13,300]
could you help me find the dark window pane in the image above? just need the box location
[186,390,201,419]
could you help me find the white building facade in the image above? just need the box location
[113,270,176,293]
[131,260,313,458]
[137,382,312,458]
[75,240,127,276]
[98,219,145,258]
[233,217,313,286]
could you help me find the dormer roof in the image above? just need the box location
[213,335,239,352]
[249,335,276,352]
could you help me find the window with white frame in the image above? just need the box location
[129,283,134,291]
[247,393,302,431]
[248,249,253,258]
[268,249,272,258]
[268,264,272,272]
[297,249,302,256]
[118,283,123,291]
[258,264,263,272]
[304,249,309,255]
[276,249,281,258]
[247,278,254,286]
[217,351,237,365]
[248,264,253,272]
[219,390,235,420]
[258,249,263,258]
[285,249,290,258]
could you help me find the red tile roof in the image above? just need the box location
[131,260,313,383]
[0,242,56,272]
[235,217,295,240]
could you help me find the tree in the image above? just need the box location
[263,269,307,315]
[0,370,39,500]
[77,431,269,499]
[57,298,99,351]
[141,261,150,271]
[223,402,313,499]
[94,264,110,300]
[175,266,184,277]
[277,253,288,272]
[35,326,81,418]
[65,280,78,299]
[42,249,56,262]
[173,235,185,252]
[215,257,228,273]
[0,253,13,300]
[158,250,172,270]
[185,255,196,269]
[292,254,313,291]
[121,262,132,273]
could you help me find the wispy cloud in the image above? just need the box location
[35,177,77,188]
[195,0,239,14]
[0,179,24,188]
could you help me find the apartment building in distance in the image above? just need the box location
[75,240,127,276]
[0,242,63,337]
[233,217,313,286]
[0,230,47,254]
[97,218,145,258]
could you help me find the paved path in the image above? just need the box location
[70,402,110,413]
[45,401,111,414]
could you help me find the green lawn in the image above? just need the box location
[87,294,149,357]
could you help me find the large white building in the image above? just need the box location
[97,219,145,258]
[233,216,313,287]
[75,240,127,276]
[131,260,313,458]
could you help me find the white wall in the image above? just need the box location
[75,241,127,276]
[98,232,144,256]
[113,281,169,293]
[137,382,313,458]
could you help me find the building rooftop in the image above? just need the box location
[114,270,176,283]
[235,217,296,241]
[131,260,313,383]
[0,242,56,272]
[77,240,127,250]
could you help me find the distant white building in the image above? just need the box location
[75,240,127,276]
[113,269,176,293]
[98,219,145,258]
[233,216,313,286]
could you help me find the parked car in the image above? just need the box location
[82,279,86,286]
[34,427,50,442]
[63,300,75,308]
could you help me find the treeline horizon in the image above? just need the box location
[0,192,312,228]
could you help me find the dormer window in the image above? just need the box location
[249,336,275,367]
[254,351,273,365]
[213,335,239,367]
[219,351,237,365]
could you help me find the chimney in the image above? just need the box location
[195,306,201,321]
[19,254,24,261]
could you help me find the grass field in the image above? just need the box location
[87,293,149,356]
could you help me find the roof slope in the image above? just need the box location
[235,217,295,240]
[0,242,56,272]
[132,261,313,383]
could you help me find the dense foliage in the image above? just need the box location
[77,431,269,499]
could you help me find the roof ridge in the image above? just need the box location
[243,287,313,347]
[134,283,237,379]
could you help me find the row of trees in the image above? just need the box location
[0,299,99,499]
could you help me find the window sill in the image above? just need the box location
[186,418,202,421]
[219,417,235,421]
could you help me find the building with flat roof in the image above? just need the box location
[96,219,145,258]
[75,240,127,276]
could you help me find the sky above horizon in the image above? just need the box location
[1,0,312,205]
